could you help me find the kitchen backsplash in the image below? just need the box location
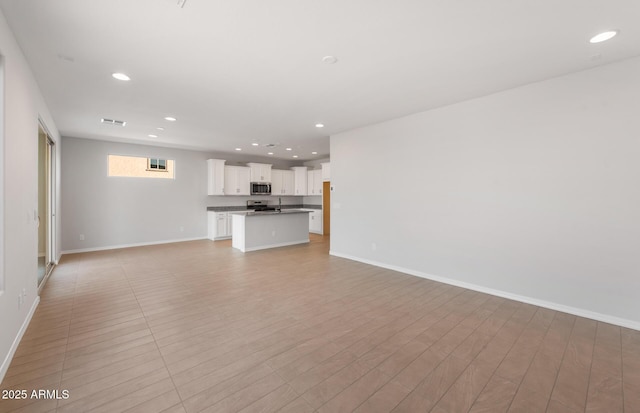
[205,195,302,207]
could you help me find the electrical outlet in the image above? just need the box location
[271,230,276,237]
[18,294,22,309]
[79,234,85,241]
[179,226,184,232]
[371,242,377,251]
[22,288,26,299]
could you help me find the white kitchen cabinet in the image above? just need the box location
[208,210,243,240]
[307,169,323,195]
[208,211,227,240]
[271,169,283,195]
[247,163,272,183]
[272,169,295,196]
[227,212,234,236]
[321,162,330,181]
[207,159,226,195]
[224,166,250,195]
[216,213,228,238]
[302,209,323,234]
[270,170,293,195]
[291,166,308,195]
[282,170,295,195]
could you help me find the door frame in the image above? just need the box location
[37,120,56,293]
[323,181,330,235]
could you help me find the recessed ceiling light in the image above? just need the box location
[164,116,177,122]
[292,155,299,158]
[148,134,158,138]
[312,151,318,155]
[235,148,242,151]
[268,152,274,155]
[112,72,130,81]
[252,143,259,146]
[286,148,292,151]
[156,127,164,131]
[315,123,324,128]
[590,30,618,43]
[322,56,338,64]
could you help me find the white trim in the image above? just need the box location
[0,296,40,383]
[329,250,640,332]
[61,236,207,255]
[239,239,309,253]
[38,264,55,295]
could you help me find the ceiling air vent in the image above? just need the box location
[264,143,278,148]
[101,118,127,126]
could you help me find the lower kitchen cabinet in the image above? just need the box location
[208,211,242,240]
[211,209,323,240]
[303,209,323,234]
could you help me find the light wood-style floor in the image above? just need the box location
[1,235,638,413]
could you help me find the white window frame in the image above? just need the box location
[146,157,168,172]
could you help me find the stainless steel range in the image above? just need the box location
[246,200,277,212]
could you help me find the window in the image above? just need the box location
[108,154,175,179]
[147,158,167,171]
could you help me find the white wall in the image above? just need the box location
[62,138,207,252]
[61,137,304,252]
[331,57,640,330]
[0,9,62,381]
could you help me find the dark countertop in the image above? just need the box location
[230,210,313,216]
[207,204,321,212]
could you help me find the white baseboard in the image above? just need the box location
[242,239,309,252]
[61,237,207,255]
[329,250,640,331]
[0,296,40,383]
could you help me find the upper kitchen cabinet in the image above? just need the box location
[307,169,323,195]
[321,162,331,181]
[291,166,308,195]
[224,165,250,195]
[247,163,272,183]
[207,159,226,195]
[282,170,295,195]
[271,169,295,196]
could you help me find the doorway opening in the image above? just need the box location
[38,123,55,289]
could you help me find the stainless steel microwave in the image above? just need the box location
[250,182,271,195]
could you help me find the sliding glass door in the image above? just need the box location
[38,124,55,287]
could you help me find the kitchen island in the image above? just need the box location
[231,210,312,252]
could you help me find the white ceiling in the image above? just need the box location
[1,0,639,161]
